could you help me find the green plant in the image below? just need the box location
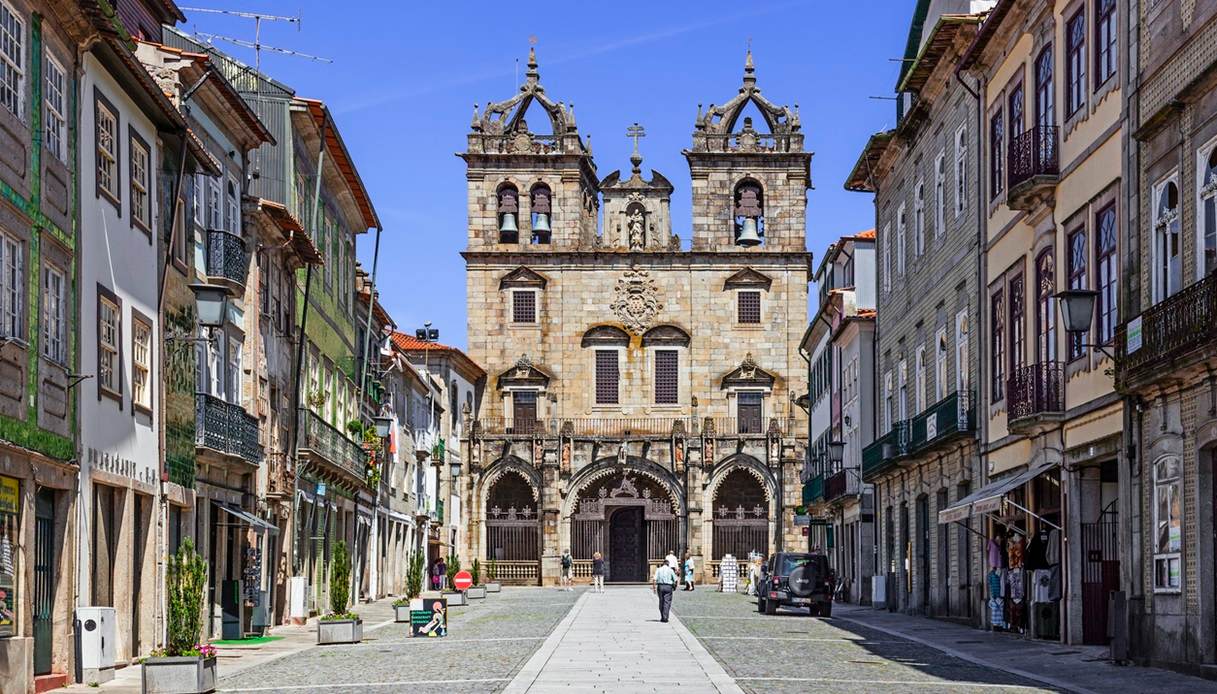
[486,558,497,582]
[406,551,425,599]
[471,558,481,586]
[319,611,360,621]
[346,420,364,437]
[329,541,352,617]
[166,539,208,657]
[446,553,461,588]
[392,596,412,607]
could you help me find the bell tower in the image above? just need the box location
[461,47,599,250]
[685,51,811,252]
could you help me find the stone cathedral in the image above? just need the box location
[458,49,811,585]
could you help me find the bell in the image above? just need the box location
[499,212,518,234]
[532,212,551,233]
[736,217,762,247]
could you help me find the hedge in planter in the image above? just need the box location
[142,539,217,694]
[318,541,362,645]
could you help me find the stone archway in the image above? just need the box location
[565,460,683,583]
[478,457,543,584]
[701,456,776,578]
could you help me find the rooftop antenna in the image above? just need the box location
[182,7,333,77]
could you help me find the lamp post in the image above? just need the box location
[1054,289,1116,360]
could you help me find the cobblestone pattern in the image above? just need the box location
[217,588,582,693]
[672,590,1053,694]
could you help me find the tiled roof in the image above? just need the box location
[853,229,876,240]
[390,332,487,380]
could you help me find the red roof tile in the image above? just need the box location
[853,229,876,240]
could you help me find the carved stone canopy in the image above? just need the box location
[722,267,773,291]
[581,325,631,348]
[721,353,775,389]
[499,266,548,290]
[497,354,551,390]
[641,324,690,348]
[610,266,664,335]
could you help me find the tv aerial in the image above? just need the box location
[182,7,333,75]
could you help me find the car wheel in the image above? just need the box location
[757,597,766,614]
[764,599,778,615]
[819,602,832,618]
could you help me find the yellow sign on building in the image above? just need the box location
[0,475,18,516]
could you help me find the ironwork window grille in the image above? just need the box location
[0,232,20,338]
[1067,229,1088,360]
[990,111,1004,197]
[654,349,678,404]
[98,294,120,395]
[737,392,762,434]
[1009,274,1026,371]
[512,290,536,323]
[96,100,118,201]
[1066,10,1086,117]
[1036,249,1056,363]
[132,316,151,410]
[1096,204,1118,343]
[737,290,761,324]
[991,290,1005,401]
[1095,0,1117,87]
[595,350,618,405]
[0,1,22,117]
[41,266,64,363]
[44,54,66,161]
[130,136,151,230]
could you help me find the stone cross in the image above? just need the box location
[626,123,646,154]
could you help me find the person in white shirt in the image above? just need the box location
[653,562,678,622]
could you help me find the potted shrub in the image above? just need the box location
[318,541,362,644]
[142,540,217,694]
[394,552,426,621]
[466,559,486,599]
[442,554,466,606]
[485,559,501,593]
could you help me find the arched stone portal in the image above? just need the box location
[710,467,772,561]
[481,463,542,584]
[569,467,680,582]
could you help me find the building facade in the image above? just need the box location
[460,49,810,586]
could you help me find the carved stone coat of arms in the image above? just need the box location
[611,266,663,334]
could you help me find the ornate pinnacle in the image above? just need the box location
[743,49,756,85]
[526,45,539,81]
[471,102,480,130]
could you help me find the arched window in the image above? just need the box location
[1153,177,1180,302]
[1199,146,1217,278]
[1036,248,1056,363]
[497,183,519,244]
[733,180,764,247]
[530,184,552,244]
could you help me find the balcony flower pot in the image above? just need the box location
[442,590,466,606]
[141,655,217,694]
[467,586,487,600]
[486,582,502,593]
[317,617,363,645]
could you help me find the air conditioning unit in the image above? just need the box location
[76,606,116,684]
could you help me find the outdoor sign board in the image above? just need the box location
[453,570,473,591]
[1126,316,1142,353]
[411,597,447,637]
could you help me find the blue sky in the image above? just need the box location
[183,0,912,349]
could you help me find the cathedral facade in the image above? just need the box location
[459,49,812,585]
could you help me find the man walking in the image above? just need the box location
[560,549,574,591]
[653,561,678,623]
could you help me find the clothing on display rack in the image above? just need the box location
[988,538,1002,568]
[1007,534,1025,569]
[1007,569,1024,601]
[1025,529,1049,571]
[1033,568,1052,604]
[1044,528,1061,565]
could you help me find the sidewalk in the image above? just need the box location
[504,587,742,694]
[53,596,400,693]
[833,603,1217,694]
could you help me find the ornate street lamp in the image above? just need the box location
[449,458,462,480]
[189,282,229,329]
[827,440,845,466]
[1054,289,1116,360]
[373,415,393,439]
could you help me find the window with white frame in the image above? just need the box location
[1199,143,1217,279]
[0,231,20,339]
[1152,175,1181,302]
[226,334,243,404]
[130,134,151,230]
[511,290,536,323]
[882,222,892,293]
[914,180,925,257]
[132,314,151,411]
[1153,456,1182,591]
[955,310,969,402]
[191,174,204,226]
[934,151,946,238]
[98,292,120,396]
[896,203,906,275]
[935,326,948,402]
[41,266,64,362]
[43,54,66,162]
[897,359,908,421]
[207,177,222,230]
[0,1,23,118]
[96,97,118,202]
[915,345,926,414]
[954,125,967,217]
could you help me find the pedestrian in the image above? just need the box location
[434,556,447,591]
[653,560,678,622]
[591,551,605,593]
[560,549,574,591]
[665,549,679,574]
[682,551,696,591]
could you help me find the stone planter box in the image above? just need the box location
[394,604,412,622]
[442,591,466,606]
[142,655,217,694]
[467,586,487,599]
[317,618,363,645]
[485,582,502,593]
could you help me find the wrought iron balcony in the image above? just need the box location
[298,408,369,483]
[1007,362,1065,431]
[265,452,294,498]
[862,421,910,482]
[803,473,824,505]
[823,468,860,504]
[205,228,250,294]
[195,393,262,465]
[1007,125,1060,211]
[1117,272,1217,392]
[906,391,975,453]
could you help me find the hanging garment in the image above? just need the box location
[1006,569,1025,602]
[989,598,1006,628]
[1025,531,1048,571]
[987,569,1002,600]
[1045,528,1061,565]
[988,539,1002,568]
[1009,599,1025,630]
[0,535,12,575]
[1048,563,1062,602]
[1032,569,1052,603]
[1007,534,1025,569]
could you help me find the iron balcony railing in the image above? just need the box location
[803,473,824,504]
[205,228,250,290]
[195,393,262,465]
[1007,362,1065,423]
[906,391,975,452]
[862,421,910,482]
[1008,125,1060,192]
[1117,272,1217,392]
[298,408,369,482]
[823,468,860,503]
[473,416,796,438]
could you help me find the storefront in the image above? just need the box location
[939,461,1063,641]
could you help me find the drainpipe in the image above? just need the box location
[355,224,383,600]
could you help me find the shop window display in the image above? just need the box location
[0,475,18,638]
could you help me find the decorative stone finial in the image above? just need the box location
[526,45,539,81]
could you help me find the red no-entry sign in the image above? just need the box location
[453,570,473,591]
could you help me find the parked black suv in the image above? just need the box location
[756,552,834,617]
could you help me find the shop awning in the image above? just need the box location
[387,510,414,525]
[938,460,1058,525]
[219,505,279,534]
